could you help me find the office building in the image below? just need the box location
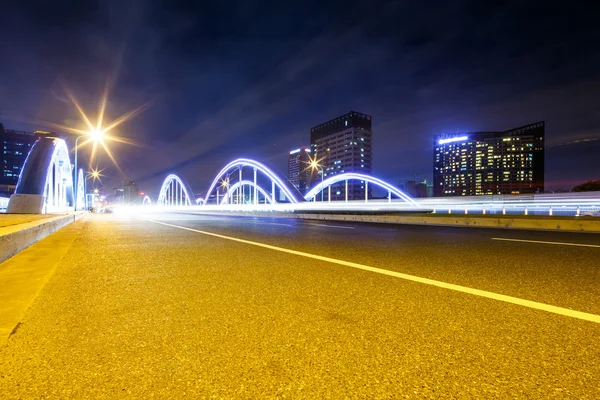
[0,123,57,196]
[123,180,139,204]
[433,121,545,196]
[288,147,312,194]
[310,111,373,200]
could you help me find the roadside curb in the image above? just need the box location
[0,212,85,264]
[181,211,600,233]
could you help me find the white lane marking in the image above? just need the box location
[146,219,600,324]
[492,237,600,248]
[305,223,355,230]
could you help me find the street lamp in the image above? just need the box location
[219,177,230,205]
[82,168,103,210]
[310,159,324,202]
[74,129,105,210]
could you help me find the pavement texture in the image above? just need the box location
[0,212,599,398]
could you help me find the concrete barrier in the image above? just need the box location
[0,213,84,264]
[288,213,600,232]
[180,211,600,233]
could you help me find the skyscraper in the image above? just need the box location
[310,111,373,200]
[288,147,312,194]
[0,123,58,196]
[123,180,140,204]
[433,121,545,196]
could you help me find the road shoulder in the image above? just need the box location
[0,218,88,345]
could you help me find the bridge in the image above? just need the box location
[4,136,600,217]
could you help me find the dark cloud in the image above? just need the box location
[1,0,599,194]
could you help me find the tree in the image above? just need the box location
[572,180,600,192]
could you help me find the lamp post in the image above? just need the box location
[83,169,101,210]
[220,177,229,205]
[310,160,324,202]
[73,135,85,210]
[74,129,104,210]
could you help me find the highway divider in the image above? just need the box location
[0,212,85,264]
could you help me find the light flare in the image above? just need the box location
[88,166,105,183]
[65,90,95,132]
[55,82,152,174]
[96,79,109,132]
[304,153,326,174]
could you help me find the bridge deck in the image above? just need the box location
[0,213,599,397]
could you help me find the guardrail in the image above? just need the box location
[416,192,600,216]
[139,191,600,217]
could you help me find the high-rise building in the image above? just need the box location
[310,111,373,200]
[123,180,139,204]
[433,121,545,196]
[0,123,58,196]
[288,147,312,194]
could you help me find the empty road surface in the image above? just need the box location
[0,212,599,398]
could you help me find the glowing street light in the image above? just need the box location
[62,84,150,210]
[217,178,230,205]
[74,131,106,210]
[309,157,325,202]
[82,167,104,210]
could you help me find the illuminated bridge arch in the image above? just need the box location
[157,174,195,207]
[304,173,419,207]
[203,158,303,205]
[142,195,152,206]
[219,180,275,205]
[7,137,74,213]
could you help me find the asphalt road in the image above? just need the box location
[0,212,599,398]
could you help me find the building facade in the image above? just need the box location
[433,121,545,196]
[310,111,373,200]
[0,123,43,196]
[288,147,312,195]
[123,180,139,204]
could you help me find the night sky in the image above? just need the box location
[1,0,599,196]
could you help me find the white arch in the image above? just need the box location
[8,137,74,213]
[203,158,301,205]
[219,180,274,205]
[157,174,194,207]
[142,195,152,206]
[304,172,419,207]
[44,139,74,212]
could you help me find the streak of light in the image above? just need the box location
[64,90,95,132]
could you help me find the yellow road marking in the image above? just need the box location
[147,219,600,324]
